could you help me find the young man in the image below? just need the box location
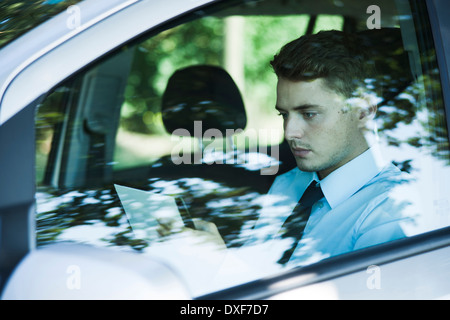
[247,30,417,267]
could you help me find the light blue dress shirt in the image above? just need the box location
[167,146,423,293]
[247,145,418,267]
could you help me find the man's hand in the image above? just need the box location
[187,219,226,249]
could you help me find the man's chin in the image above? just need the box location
[295,160,318,173]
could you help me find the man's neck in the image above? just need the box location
[317,147,369,180]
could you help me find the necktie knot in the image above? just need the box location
[296,181,323,208]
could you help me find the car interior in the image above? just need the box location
[28,0,448,296]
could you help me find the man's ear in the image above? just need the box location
[358,103,377,120]
[356,94,377,128]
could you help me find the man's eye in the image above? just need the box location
[303,112,317,119]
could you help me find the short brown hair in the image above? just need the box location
[270,30,376,99]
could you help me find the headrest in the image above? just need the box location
[357,28,413,105]
[161,65,247,137]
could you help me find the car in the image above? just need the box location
[1,0,450,301]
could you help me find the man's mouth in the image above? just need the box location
[291,147,312,158]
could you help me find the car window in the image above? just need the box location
[35,0,450,297]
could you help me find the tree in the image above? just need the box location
[0,0,81,48]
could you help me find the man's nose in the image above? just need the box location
[284,117,305,140]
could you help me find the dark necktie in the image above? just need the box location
[277,181,324,265]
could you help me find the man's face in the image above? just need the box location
[276,78,369,179]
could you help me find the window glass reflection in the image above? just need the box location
[35,0,450,296]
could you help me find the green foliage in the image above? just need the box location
[0,0,82,48]
[243,15,310,115]
[121,17,225,134]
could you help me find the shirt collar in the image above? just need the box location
[317,144,388,209]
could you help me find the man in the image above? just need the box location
[246,30,417,267]
[143,31,419,294]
